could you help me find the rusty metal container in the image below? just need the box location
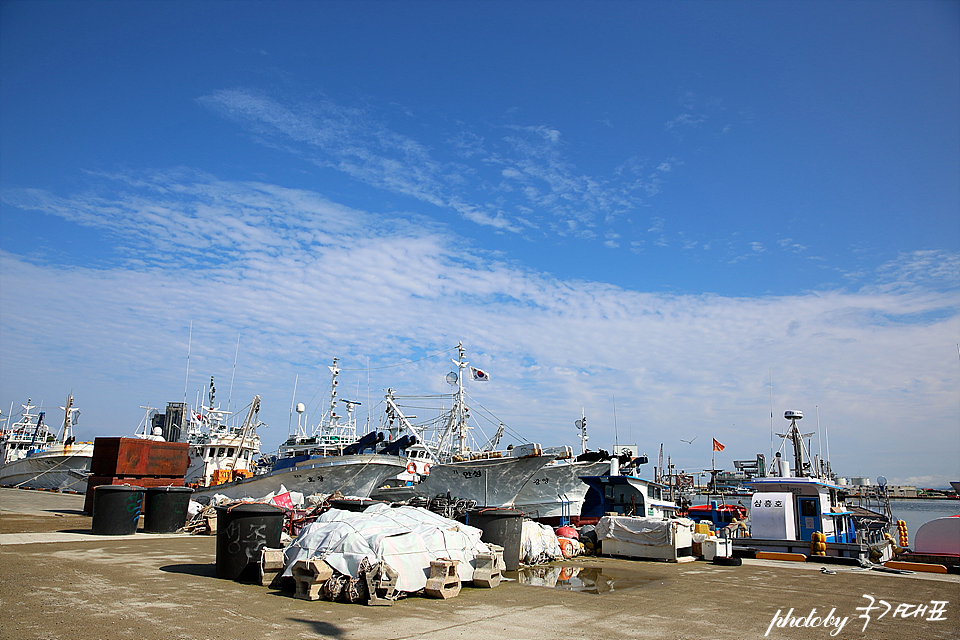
[90,437,189,477]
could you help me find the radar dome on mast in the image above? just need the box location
[784,410,803,421]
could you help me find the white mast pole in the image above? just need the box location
[288,374,299,436]
[183,321,193,405]
[227,331,240,413]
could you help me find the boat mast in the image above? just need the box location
[59,392,77,442]
[227,395,260,469]
[776,410,816,478]
[576,408,588,455]
[322,358,341,435]
[454,342,468,457]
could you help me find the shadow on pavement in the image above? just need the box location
[160,563,218,578]
[45,508,88,516]
[288,618,345,638]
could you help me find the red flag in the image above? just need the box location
[712,438,725,452]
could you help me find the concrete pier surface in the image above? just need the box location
[1,487,957,640]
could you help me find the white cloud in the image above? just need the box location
[664,113,705,130]
[2,174,957,486]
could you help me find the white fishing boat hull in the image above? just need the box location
[0,443,94,492]
[412,454,554,507]
[513,459,611,520]
[191,454,407,501]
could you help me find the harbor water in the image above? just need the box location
[890,499,960,540]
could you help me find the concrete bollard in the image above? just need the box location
[292,558,335,601]
[424,558,461,599]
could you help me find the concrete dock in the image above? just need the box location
[1,487,957,640]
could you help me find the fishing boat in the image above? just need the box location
[0,394,93,492]
[578,454,678,521]
[894,515,960,571]
[511,413,612,524]
[180,377,264,488]
[375,343,555,508]
[191,360,407,502]
[732,410,887,562]
[684,500,749,528]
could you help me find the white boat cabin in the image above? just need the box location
[747,476,856,544]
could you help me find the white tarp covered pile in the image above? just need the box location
[282,503,489,592]
[520,520,562,565]
[595,516,695,546]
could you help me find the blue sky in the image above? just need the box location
[2,1,958,487]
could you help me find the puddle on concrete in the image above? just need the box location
[509,564,658,594]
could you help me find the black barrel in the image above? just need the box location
[215,503,285,580]
[143,486,195,533]
[459,508,524,571]
[91,484,145,535]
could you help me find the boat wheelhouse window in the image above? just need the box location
[227,448,235,457]
[217,447,226,457]
[799,499,819,517]
[206,447,214,459]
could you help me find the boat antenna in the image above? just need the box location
[823,406,832,479]
[816,405,823,476]
[227,331,240,413]
[613,394,619,451]
[183,321,193,405]
[287,374,299,435]
[768,368,773,464]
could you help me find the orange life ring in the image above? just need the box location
[423,463,431,475]
[406,462,417,474]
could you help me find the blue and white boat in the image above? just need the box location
[735,410,888,562]
[578,454,678,521]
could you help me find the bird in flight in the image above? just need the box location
[680,436,698,444]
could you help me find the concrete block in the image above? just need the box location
[259,547,285,588]
[486,543,506,573]
[471,551,501,588]
[424,558,461,599]
[293,558,334,601]
[365,562,399,606]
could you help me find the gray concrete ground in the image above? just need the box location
[0,487,957,640]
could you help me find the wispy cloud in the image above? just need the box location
[198,89,669,240]
[2,173,957,485]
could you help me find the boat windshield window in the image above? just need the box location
[217,447,225,457]
[227,448,235,457]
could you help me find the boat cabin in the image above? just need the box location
[746,476,856,544]
[579,474,677,520]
